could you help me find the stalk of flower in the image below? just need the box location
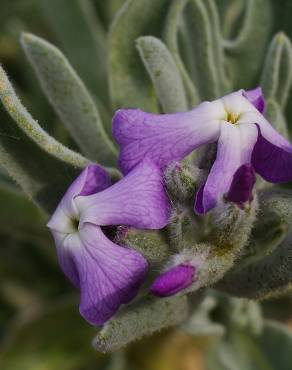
[47,160,170,326]
[150,158,258,298]
[113,87,292,214]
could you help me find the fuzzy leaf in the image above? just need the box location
[0,64,89,168]
[265,99,289,138]
[224,0,273,89]
[109,0,170,110]
[38,0,108,103]
[92,296,189,353]
[0,66,119,212]
[21,32,117,166]
[136,36,187,113]
[217,229,292,299]
[207,321,292,370]
[0,94,79,213]
[94,0,127,26]
[163,0,199,107]
[182,0,228,100]
[202,0,230,94]
[217,188,292,299]
[260,32,292,109]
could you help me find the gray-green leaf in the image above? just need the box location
[260,32,292,109]
[21,32,117,166]
[136,36,187,113]
[109,0,170,111]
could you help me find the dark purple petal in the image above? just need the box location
[47,164,111,233]
[61,224,148,326]
[243,87,265,113]
[195,123,242,214]
[113,103,221,174]
[77,159,170,229]
[252,125,292,182]
[226,164,256,206]
[150,264,195,297]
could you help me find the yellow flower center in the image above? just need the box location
[225,110,240,124]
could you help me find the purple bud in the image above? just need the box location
[150,264,195,297]
[243,87,265,113]
[226,164,256,207]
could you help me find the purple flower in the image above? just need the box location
[150,264,195,297]
[47,160,170,326]
[113,88,292,213]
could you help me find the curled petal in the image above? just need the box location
[51,230,80,288]
[226,164,256,207]
[113,103,222,174]
[252,125,292,182]
[62,224,148,326]
[150,264,195,297]
[195,123,242,214]
[243,87,265,113]
[47,164,111,233]
[77,159,170,229]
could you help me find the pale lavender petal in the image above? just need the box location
[51,230,80,288]
[252,125,292,182]
[244,110,292,150]
[150,264,195,297]
[226,164,256,207]
[113,102,222,174]
[243,87,265,113]
[238,123,258,163]
[47,164,110,233]
[195,123,242,214]
[76,159,170,229]
[63,224,148,326]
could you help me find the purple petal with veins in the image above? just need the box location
[113,102,221,174]
[55,224,148,326]
[47,160,169,325]
[77,159,170,229]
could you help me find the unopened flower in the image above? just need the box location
[47,160,170,325]
[113,88,292,213]
[225,164,256,208]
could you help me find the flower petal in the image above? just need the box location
[195,122,242,214]
[243,87,265,113]
[51,230,80,288]
[226,164,256,207]
[150,264,195,297]
[113,102,222,174]
[243,109,292,149]
[77,159,170,229]
[64,224,148,326]
[252,125,292,182]
[47,164,110,233]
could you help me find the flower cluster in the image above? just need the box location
[48,88,292,326]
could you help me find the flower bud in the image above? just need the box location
[225,164,256,208]
[164,161,205,202]
[115,226,170,267]
[150,264,196,297]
